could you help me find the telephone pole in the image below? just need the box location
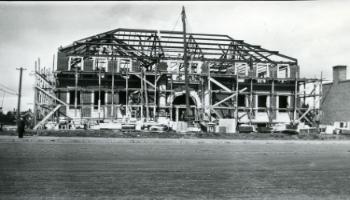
[182,6,191,122]
[16,67,26,138]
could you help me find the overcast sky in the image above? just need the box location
[0,1,349,112]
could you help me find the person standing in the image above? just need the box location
[18,116,25,138]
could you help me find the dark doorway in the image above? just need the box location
[172,94,196,121]
[258,95,267,112]
[279,96,288,112]
[173,94,195,105]
[69,91,80,108]
[238,95,246,107]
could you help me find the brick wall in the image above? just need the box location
[321,81,350,124]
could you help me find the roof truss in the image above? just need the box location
[59,28,298,68]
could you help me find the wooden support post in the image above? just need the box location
[153,70,157,121]
[176,107,179,122]
[201,75,205,121]
[235,74,239,132]
[319,71,323,112]
[98,67,101,123]
[208,65,212,122]
[293,76,298,121]
[303,81,306,105]
[313,81,316,110]
[111,57,115,119]
[126,69,129,120]
[144,69,149,121]
[170,75,173,121]
[74,67,78,118]
[270,79,275,125]
[140,68,144,121]
[249,78,253,125]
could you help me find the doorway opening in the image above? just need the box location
[172,94,196,121]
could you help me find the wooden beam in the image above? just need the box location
[297,107,312,122]
[209,77,233,93]
[33,104,61,130]
[212,88,247,107]
[35,86,68,106]
[134,74,155,88]
[211,108,223,119]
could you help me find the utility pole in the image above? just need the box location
[182,6,191,122]
[16,67,26,138]
[33,60,38,127]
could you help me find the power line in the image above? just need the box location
[0,82,17,93]
[0,86,17,93]
[0,82,16,92]
[171,12,182,32]
[0,88,17,96]
[1,92,5,108]
[0,86,17,94]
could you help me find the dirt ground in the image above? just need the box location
[1,137,350,199]
[1,129,350,140]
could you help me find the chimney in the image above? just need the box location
[333,65,347,84]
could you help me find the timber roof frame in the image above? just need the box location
[59,28,298,67]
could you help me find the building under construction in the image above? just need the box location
[33,24,322,132]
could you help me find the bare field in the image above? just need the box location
[1,137,350,199]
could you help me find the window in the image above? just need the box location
[256,64,269,78]
[94,57,108,72]
[191,61,203,74]
[258,95,267,107]
[69,57,83,71]
[279,96,288,112]
[119,59,132,72]
[69,91,80,106]
[238,95,246,107]
[236,63,249,76]
[277,65,289,78]
[94,91,105,109]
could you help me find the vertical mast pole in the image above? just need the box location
[34,61,38,127]
[16,67,26,138]
[17,68,24,119]
[182,6,191,121]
